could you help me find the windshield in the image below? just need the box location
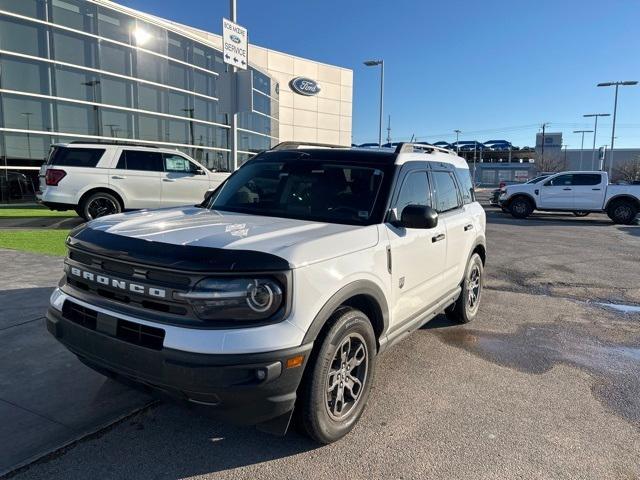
[207,158,392,225]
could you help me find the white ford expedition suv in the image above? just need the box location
[499,170,640,224]
[46,143,486,443]
[39,142,229,220]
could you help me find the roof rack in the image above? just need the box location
[394,142,455,155]
[270,141,345,151]
[68,140,159,148]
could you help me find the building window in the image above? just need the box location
[136,84,165,112]
[136,113,163,141]
[1,132,52,163]
[99,76,134,108]
[51,29,98,68]
[0,56,50,95]
[0,16,48,57]
[1,94,53,132]
[0,0,47,20]
[97,7,133,44]
[167,61,190,90]
[55,102,98,135]
[50,0,97,34]
[53,66,100,102]
[167,32,191,63]
[100,108,134,139]
[99,42,132,76]
[135,51,166,84]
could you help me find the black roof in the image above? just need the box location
[254,147,397,165]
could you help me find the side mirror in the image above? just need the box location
[400,205,438,229]
[196,168,206,176]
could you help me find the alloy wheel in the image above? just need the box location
[467,265,481,310]
[325,333,368,421]
[87,197,119,219]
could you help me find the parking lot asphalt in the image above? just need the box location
[6,200,640,480]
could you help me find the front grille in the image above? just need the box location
[62,300,97,330]
[66,247,194,317]
[61,300,165,351]
[116,318,165,350]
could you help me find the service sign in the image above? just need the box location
[222,18,248,70]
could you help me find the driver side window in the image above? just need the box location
[546,174,572,186]
[396,171,430,215]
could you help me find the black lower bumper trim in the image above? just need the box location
[47,307,313,425]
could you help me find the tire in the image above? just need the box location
[79,191,122,221]
[297,308,376,444]
[446,253,484,324]
[607,200,638,225]
[509,196,533,219]
[572,211,590,217]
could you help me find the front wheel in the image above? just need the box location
[509,197,533,219]
[447,253,484,324]
[297,308,376,444]
[572,211,590,217]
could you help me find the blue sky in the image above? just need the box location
[123,0,639,148]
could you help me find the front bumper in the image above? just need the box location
[46,306,313,425]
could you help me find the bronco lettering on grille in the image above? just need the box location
[70,267,167,299]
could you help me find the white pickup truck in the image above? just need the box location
[499,171,640,224]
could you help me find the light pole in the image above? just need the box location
[583,113,610,170]
[597,81,638,176]
[82,80,101,136]
[573,130,593,170]
[21,112,33,159]
[454,129,461,154]
[363,59,384,147]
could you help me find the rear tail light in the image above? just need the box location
[45,169,66,186]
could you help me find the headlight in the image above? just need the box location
[177,277,284,321]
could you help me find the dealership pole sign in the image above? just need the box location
[222,18,248,70]
[289,77,321,96]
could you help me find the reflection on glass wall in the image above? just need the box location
[0,2,279,181]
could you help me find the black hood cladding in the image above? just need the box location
[67,224,291,273]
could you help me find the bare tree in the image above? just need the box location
[534,151,566,173]
[614,157,640,183]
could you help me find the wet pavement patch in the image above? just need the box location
[434,323,640,426]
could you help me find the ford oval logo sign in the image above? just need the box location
[289,77,321,96]
[230,34,241,44]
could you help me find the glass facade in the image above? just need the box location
[0,0,279,200]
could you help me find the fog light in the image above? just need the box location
[255,368,267,381]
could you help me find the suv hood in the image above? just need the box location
[81,207,379,269]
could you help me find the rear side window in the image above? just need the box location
[116,150,163,171]
[432,171,461,212]
[49,147,105,167]
[572,174,602,186]
[455,167,475,204]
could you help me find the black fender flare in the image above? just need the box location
[301,280,389,345]
[604,194,640,211]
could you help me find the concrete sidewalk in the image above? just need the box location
[0,249,152,476]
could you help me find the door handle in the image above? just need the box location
[163,178,176,182]
[464,224,474,231]
[111,175,126,179]
[562,188,572,191]
[592,188,601,191]
[432,233,446,243]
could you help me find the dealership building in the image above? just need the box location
[0,0,353,199]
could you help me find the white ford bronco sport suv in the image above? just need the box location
[38,142,228,220]
[47,143,486,443]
